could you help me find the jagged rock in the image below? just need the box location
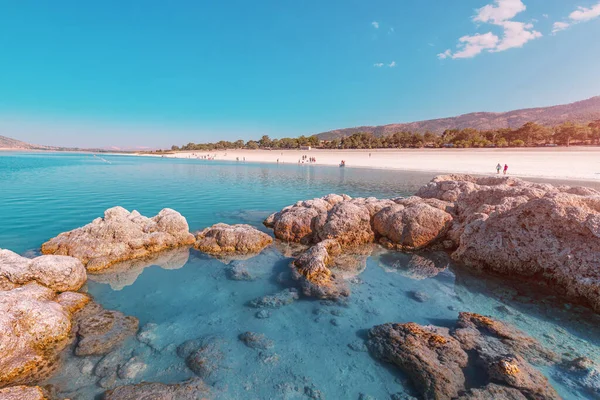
[194,223,273,259]
[417,175,600,312]
[291,240,350,299]
[238,332,274,350]
[454,312,557,364]
[248,288,299,309]
[0,249,86,292]
[373,201,453,250]
[0,283,89,388]
[0,386,50,400]
[177,337,226,382]
[105,378,211,400]
[452,312,560,399]
[367,322,468,400]
[41,207,195,272]
[86,246,190,290]
[458,384,527,400]
[74,302,139,356]
[313,202,374,247]
[269,198,332,244]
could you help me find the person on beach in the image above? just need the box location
[503,164,508,175]
[496,163,501,174]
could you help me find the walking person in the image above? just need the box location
[503,164,508,175]
[496,163,502,174]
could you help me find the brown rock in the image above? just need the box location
[291,240,350,299]
[0,386,50,400]
[105,378,211,400]
[0,283,80,388]
[74,302,139,356]
[367,322,468,400]
[0,249,86,292]
[458,383,527,400]
[373,201,453,250]
[41,207,195,272]
[314,202,374,247]
[194,223,272,257]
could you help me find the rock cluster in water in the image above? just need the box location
[266,175,600,310]
[105,378,211,400]
[41,207,195,272]
[367,312,561,400]
[194,223,273,262]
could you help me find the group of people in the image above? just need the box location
[496,163,509,175]
[298,155,316,164]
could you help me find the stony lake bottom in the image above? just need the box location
[1,152,600,399]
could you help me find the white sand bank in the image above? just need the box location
[141,147,600,182]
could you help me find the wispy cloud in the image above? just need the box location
[552,1,600,34]
[552,21,569,34]
[439,0,541,60]
[388,61,396,67]
[373,63,384,67]
[373,62,396,68]
[372,21,379,29]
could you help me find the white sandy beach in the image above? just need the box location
[143,147,600,182]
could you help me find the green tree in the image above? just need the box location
[258,135,272,148]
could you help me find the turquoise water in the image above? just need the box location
[1,152,599,399]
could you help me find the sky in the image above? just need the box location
[0,0,599,149]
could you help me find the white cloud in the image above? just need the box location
[474,0,526,24]
[440,0,541,60]
[569,2,600,21]
[453,32,500,58]
[552,21,570,34]
[493,21,542,51]
[542,14,549,18]
[388,27,395,34]
[388,61,396,67]
[373,63,384,67]
[437,49,452,59]
[372,21,379,29]
[552,2,600,36]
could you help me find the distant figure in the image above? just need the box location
[503,164,508,175]
[496,163,501,174]
[369,153,371,157]
[277,158,279,163]
[243,157,245,161]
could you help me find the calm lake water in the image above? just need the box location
[1,152,599,399]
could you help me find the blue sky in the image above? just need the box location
[0,0,599,148]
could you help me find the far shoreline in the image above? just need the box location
[134,147,600,184]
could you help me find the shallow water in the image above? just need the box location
[1,152,599,399]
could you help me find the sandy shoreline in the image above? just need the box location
[139,147,600,182]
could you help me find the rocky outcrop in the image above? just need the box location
[0,385,50,400]
[194,223,273,260]
[41,207,195,272]
[417,175,600,312]
[105,378,211,400]
[367,322,468,400]
[0,283,90,388]
[0,249,86,292]
[74,302,139,356]
[368,313,561,400]
[177,336,229,384]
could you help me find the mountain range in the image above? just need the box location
[316,96,600,140]
[0,135,55,150]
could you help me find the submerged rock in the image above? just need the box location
[177,336,227,383]
[105,378,211,400]
[367,322,468,400]
[238,332,274,350]
[41,207,195,272]
[248,288,299,309]
[555,357,600,399]
[458,384,527,400]
[74,302,139,356]
[0,385,50,400]
[0,283,89,388]
[0,249,86,292]
[194,223,273,260]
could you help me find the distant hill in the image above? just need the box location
[0,135,55,150]
[316,96,600,140]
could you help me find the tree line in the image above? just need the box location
[165,121,600,152]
